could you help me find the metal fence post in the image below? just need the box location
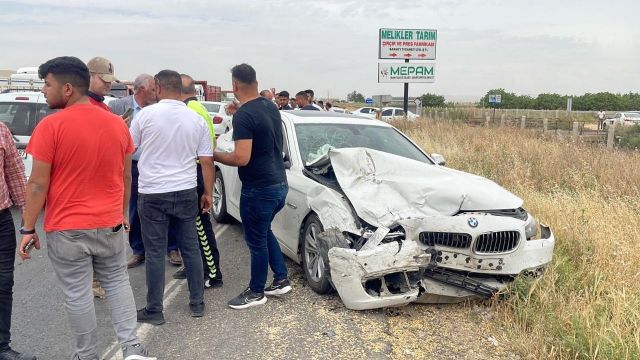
[572,121,580,139]
[543,118,548,133]
[607,124,616,148]
[520,116,526,129]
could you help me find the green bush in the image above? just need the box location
[617,124,640,150]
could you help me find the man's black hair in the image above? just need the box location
[180,73,196,94]
[155,70,182,94]
[278,90,289,98]
[296,91,308,98]
[231,63,257,84]
[304,89,314,97]
[38,56,90,95]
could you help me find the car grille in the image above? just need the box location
[419,232,472,249]
[474,231,520,254]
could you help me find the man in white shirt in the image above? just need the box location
[130,70,214,323]
[597,110,606,130]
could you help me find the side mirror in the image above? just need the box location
[431,153,446,166]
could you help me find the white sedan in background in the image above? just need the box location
[202,101,232,135]
[380,107,418,121]
[328,107,349,114]
[604,112,640,128]
[350,107,378,119]
[213,111,554,310]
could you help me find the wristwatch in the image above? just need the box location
[19,227,35,235]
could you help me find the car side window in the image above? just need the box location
[381,109,393,116]
[396,110,405,116]
[281,122,292,166]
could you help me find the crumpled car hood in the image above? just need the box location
[326,148,523,228]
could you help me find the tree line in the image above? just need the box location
[478,89,640,111]
[349,89,640,111]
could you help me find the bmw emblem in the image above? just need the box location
[468,217,479,228]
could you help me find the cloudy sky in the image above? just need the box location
[1,0,638,101]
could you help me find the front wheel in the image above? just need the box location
[212,172,232,223]
[300,214,333,294]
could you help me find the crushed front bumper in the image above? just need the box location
[328,241,431,310]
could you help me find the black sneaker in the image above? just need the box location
[227,288,267,310]
[190,302,205,317]
[204,278,223,289]
[136,308,165,325]
[0,347,36,360]
[122,343,156,360]
[172,267,186,279]
[264,278,292,296]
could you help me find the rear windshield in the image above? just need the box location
[203,103,221,113]
[0,102,57,136]
[108,84,130,98]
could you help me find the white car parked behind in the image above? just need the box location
[201,101,232,136]
[0,91,116,179]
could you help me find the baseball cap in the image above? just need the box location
[86,57,118,83]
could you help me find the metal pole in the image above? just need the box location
[403,59,409,116]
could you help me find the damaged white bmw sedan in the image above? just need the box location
[213,111,555,310]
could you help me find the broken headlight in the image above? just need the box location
[524,213,539,240]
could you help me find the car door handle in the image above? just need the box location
[286,202,297,209]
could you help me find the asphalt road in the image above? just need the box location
[9,209,519,360]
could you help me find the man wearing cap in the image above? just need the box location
[86,57,118,298]
[86,57,117,112]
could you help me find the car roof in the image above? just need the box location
[0,91,45,102]
[281,110,392,127]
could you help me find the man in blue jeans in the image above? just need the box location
[130,70,214,322]
[214,63,291,309]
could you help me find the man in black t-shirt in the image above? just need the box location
[214,64,291,310]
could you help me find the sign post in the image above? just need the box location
[414,98,422,117]
[378,28,437,119]
[488,94,502,122]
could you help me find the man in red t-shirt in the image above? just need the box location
[18,56,155,360]
[86,56,116,111]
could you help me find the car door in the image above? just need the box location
[381,109,393,120]
[271,118,310,262]
[215,130,242,219]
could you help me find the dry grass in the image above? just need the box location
[392,119,640,359]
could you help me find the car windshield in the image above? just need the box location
[294,123,433,165]
[0,101,56,136]
[203,103,221,113]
